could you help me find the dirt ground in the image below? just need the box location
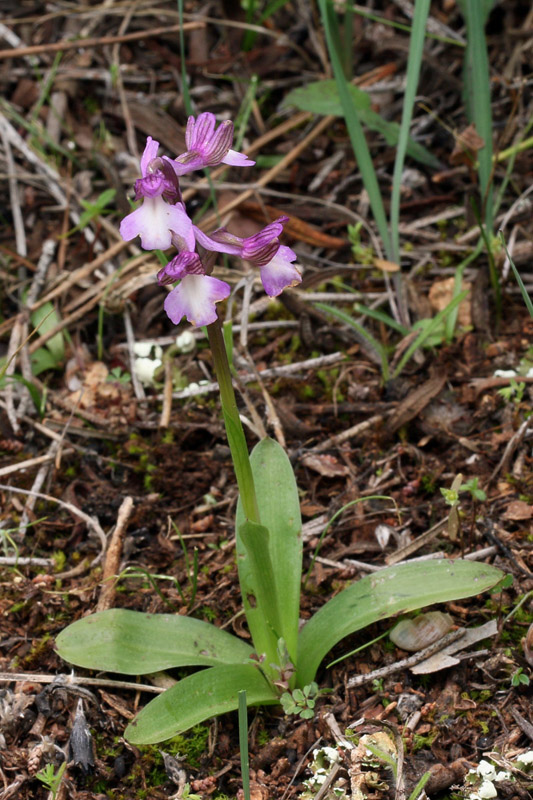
[0,2,532,799]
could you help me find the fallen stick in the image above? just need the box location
[96,496,134,612]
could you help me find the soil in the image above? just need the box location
[0,2,532,799]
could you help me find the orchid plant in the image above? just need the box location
[56,113,504,745]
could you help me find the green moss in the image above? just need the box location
[161,429,174,445]
[420,473,437,495]
[21,633,52,668]
[52,550,67,572]
[412,728,438,752]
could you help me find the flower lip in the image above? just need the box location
[259,244,301,297]
[164,273,231,327]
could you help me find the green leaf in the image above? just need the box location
[362,107,440,169]
[282,80,440,169]
[31,347,59,376]
[313,0,393,256]
[236,438,302,665]
[77,188,117,230]
[56,608,253,673]
[353,303,410,336]
[296,559,504,686]
[30,302,64,364]
[237,519,282,673]
[125,663,278,744]
[3,372,44,415]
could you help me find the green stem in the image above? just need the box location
[207,319,260,524]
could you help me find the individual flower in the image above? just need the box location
[194,216,301,297]
[165,112,255,177]
[120,137,187,251]
[157,251,230,327]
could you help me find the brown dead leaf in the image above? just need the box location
[503,500,533,520]
[385,370,447,435]
[300,453,350,477]
[429,277,472,327]
[240,200,346,249]
[450,123,485,167]
[374,257,400,273]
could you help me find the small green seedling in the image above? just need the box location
[510,668,530,688]
[107,366,131,384]
[498,378,526,405]
[35,761,66,800]
[280,682,319,719]
[459,477,487,502]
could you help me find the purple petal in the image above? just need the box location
[239,217,289,266]
[167,202,196,251]
[203,121,233,165]
[185,113,216,151]
[163,274,231,327]
[135,173,172,199]
[259,245,301,297]
[193,226,242,256]
[140,136,159,176]
[222,149,255,167]
[169,152,208,176]
[158,251,203,285]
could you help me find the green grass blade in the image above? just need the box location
[317,0,391,257]
[341,3,354,79]
[316,302,390,381]
[348,5,465,46]
[353,302,410,335]
[392,290,469,378]
[460,0,494,231]
[500,231,533,319]
[408,770,431,800]
[444,243,482,342]
[494,116,533,217]
[56,608,253,673]
[238,691,251,800]
[296,559,503,687]
[390,0,431,263]
[125,664,278,744]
